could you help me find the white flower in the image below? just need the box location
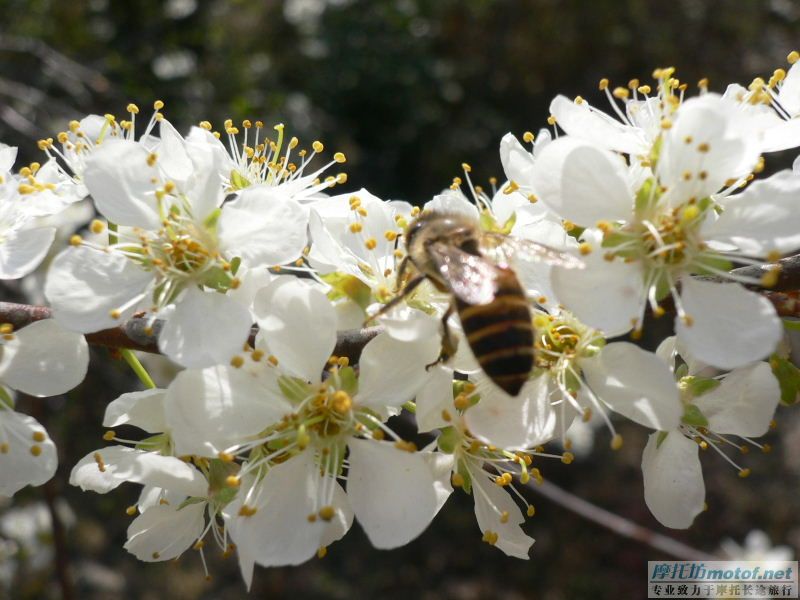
[720,529,794,562]
[0,319,89,496]
[640,337,780,528]
[186,120,346,197]
[531,87,799,368]
[43,126,272,367]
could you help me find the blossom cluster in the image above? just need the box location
[2,55,800,587]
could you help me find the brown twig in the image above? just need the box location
[528,479,717,560]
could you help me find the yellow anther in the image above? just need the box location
[610,434,623,450]
[578,242,592,256]
[337,356,349,367]
[682,315,694,327]
[522,131,535,143]
[482,530,499,545]
[628,78,640,89]
[103,430,115,441]
[738,468,751,478]
[698,78,709,90]
[451,472,465,487]
[574,95,585,105]
[318,506,336,521]
[126,505,138,516]
[225,475,241,488]
[153,100,165,110]
[109,309,121,320]
[238,505,258,517]
[331,390,352,413]
[251,349,264,361]
[598,78,609,90]
[697,142,710,153]
[410,206,421,216]
[372,428,385,440]
[503,181,520,195]
[146,153,157,166]
[462,162,472,173]
[0,323,12,335]
[612,87,630,99]
[218,452,235,462]
[561,452,574,465]
[193,540,206,550]
[637,85,651,94]
[230,355,244,368]
[317,546,328,559]
[546,115,557,126]
[394,440,418,453]
[199,120,212,130]
[499,511,510,524]
[365,237,377,250]
[268,355,279,366]
[762,443,772,454]
[312,141,324,153]
[788,50,800,64]
[126,103,140,114]
[527,505,536,517]
[384,230,398,241]
[333,152,346,163]
[348,222,363,234]
[89,219,106,234]
[761,267,780,288]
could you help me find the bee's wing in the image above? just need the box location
[428,241,499,305]
[483,232,585,269]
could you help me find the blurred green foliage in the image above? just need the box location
[1,1,800,598]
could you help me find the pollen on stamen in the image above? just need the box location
[317,546,328,559]
[318,506,336,521]
[788,50,799,64]
[522,130,535,143]
[561,452,574,465]
[69,234,83,247]
[238,505,258,517]
[103,430,116,441]
[610,434,624,450]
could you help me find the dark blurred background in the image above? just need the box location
[2,0,800,598]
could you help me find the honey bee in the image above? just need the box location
[378,210,583,397]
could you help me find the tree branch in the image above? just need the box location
[528,479,717,560]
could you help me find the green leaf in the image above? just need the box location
[479,210,498,232]
[278,375,311,404]
[0,385,14,409]
[655,430,669,449]
[770,354,800,405]
[681,404,709,427]
[437,427,458,454]
[177,496,206,510]
[681,375,721,398]
[230,170,251,190]
[782,319,800,332]
[500,211,517,235]
[201,266,233,291]
[321,272,372,310]
[229,256,241,276]
[338,366,358,396]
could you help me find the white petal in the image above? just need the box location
[124,502,205,562]
[415,365,455,433]
[69,446,207,497]
[253,278,336,381]
[226,266,275,313]
[158,288,253,368]
[0,319,88,397]
[551,242,644,336]
[499,133,535,188]
[676,279,782,369]
[224,450,353,568]
[705,169,800,256]
[549,95,647,154]
[694,362,780,437]
[469,463,533,559]
[424,189,479,219]
[83,139,160,228]
[103,389,167,433]
[45,245,152,332]
[165,365,290,457]
[641,432,704,529]
[156,120,193,184]
[357,332,441,410]
[377,306,440,342]
[778,62,800,116]
[347,438,453,549]
[0,227,56,279]
[218,186,308,266]
[0,411,57,496]
[762,119,800,153]
[582,342,682,430]
[0,144,17,173]
[530,137,634,226]
[465,374,557,449]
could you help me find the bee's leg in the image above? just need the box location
[364,275,425,324]
[426,303,457,370]
[394,256,410,292]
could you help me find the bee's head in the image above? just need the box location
[405,210,481,257]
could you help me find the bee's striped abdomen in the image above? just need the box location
[456,268,533,396]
